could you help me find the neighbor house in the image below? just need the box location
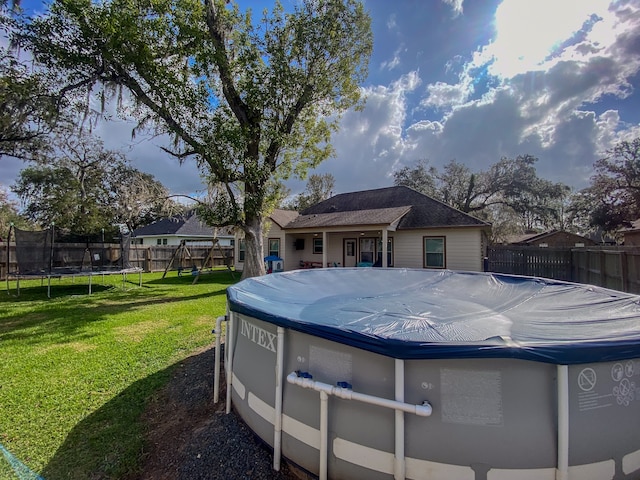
[132,211,234,247]
[235,185,491,273]
[506,230,597,248]
[621,220,640,246]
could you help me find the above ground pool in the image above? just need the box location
[222,268,640,480]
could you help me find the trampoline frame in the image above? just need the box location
[5,225,142,298]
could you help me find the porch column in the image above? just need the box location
[322,231,328,268]
[382,229,388,268]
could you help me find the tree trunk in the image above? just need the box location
[241,215,266,279]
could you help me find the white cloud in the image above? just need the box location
[380,44,405,71]
[385,0,640,190]
[421,81,472,110]
[386,13,397,31]
[488,0,612,78]
[441,0,464,17]
[318,56,638,199]
[299,72,421,195]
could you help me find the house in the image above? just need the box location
[506,230,596,248]
[621,220,640,246]
[132,211,234,247]
[235,185,491,273]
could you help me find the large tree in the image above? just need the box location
[20,0,372,277]
[392,159,437,197]
[12,132,169,234]
[0,2,60,159]
[109,166,173,233]
[292,173,335,211]
[572,137,640,234]
[0,185,30,239]
[394,155,570,236]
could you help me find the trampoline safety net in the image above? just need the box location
[14,227,53,275]
[11,226,135,275]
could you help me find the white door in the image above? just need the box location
[344,239,357,267]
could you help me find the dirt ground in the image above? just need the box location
[133,345,302,480]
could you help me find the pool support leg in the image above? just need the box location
[226,312,235,414]
[273,327,285,471]
[320,390,329,480]
[395,359,405,480]
[213,315,225,404]
[557,364,569,480]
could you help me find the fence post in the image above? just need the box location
[620,251,629,293]
[570,250,580,283]
[0,242,5,281]
[599,250,607,288]
[145,247,152,273]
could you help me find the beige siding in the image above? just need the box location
[235,221,291,272]
[237,226,485,273]
[233,235,243,272]
[394,228,483,271]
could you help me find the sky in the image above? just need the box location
[2,0,640,200]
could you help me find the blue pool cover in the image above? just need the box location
[226,268,640,364]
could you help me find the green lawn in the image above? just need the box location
[0,270,236,480]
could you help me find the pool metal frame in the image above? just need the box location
[213,313,595,480]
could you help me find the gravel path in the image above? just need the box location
[133,345,303,480]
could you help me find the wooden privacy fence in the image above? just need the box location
[0,242,234,280]
[487,246,640,294]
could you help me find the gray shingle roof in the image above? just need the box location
[284,206,411,230]
[133,212,228,237]
[299,186,489,229]
[270,209,299,228]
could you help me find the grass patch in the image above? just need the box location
[0,270,236,480]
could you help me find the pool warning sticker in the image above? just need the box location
[578,368,597,392]
[611,361,636,406]
[576,361,639,412]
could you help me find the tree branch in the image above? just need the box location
[204,0,255,128]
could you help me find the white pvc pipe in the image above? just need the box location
[320,390,329,480]
[287,371,431,480]
[286,372,432,417]
[226,312,235,414]
[213,315,224,404]
[273,327,285,471]
[395,359,405,480]
[556,365,569,480]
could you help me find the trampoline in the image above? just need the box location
[218,268,640,480]
[6,225,142,297]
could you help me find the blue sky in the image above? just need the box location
[2,0,640,199]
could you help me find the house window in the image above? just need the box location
[239,239,246,262]
[156,238,167,246]
[313,238,323,254]
[163,238,167,245]
[269,238,280,258]
[424,237,445,268]
[359,237,375,263]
